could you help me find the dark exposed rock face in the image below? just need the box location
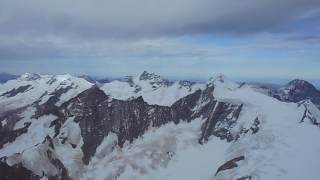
[0,157,40,180]
[171,89,203,122]
[47,85,243,164]
[199,102,242,143]
[1,85,31,97]
[215,156,245,176]
[0,122,31,149]
[236,176,252,180]
[59,86,174,164]
[171,86,243,143]
[62,86,110,164]
[0,106,31,148]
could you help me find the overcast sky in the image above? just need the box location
[0,0,320,82]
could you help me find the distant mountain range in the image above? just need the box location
[0,73,18,83]
[0,71,320,180]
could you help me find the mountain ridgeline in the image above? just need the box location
[0,72,319,180]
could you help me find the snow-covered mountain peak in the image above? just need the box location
[207,74,239,90]
[0,73,93,112]
[137,71,170,87]
[139,71,160,81]
[18,73,41,81]
[275,79,320,107]
[100,72,205,106]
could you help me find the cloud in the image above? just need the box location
[0,0,319,80]
[0,34,229,60]
[0,0,319,39]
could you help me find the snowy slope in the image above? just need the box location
[211,78,320,180]
[0,73,93,112]
[101,71,205,106]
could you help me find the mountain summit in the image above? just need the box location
[276,79,320,107]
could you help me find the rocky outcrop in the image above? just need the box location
[0,106,31,148]
[199,102,242,143]
[171,86,243,143]
[139,71,171,87]
[0,122,31,149]
[298,100,320,126]
[215,156,245,176]
[236,176,252,180]
[0,85,31,97]
[237,117,261,139]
